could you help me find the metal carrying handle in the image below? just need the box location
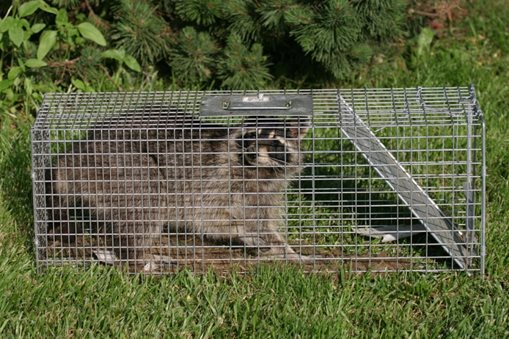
[222,100,292,110]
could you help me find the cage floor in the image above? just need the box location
[43,234,420,274]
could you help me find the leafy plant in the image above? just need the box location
[0,1,143,120]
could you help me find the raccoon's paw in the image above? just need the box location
[260,245,320,263]
[142,254,178,273]
[92,249,118,265]
[142,260,159,273]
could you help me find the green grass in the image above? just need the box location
[1,0,509,336]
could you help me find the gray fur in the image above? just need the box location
[49,114,309,265]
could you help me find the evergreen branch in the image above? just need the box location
[224,0,261,42]
[169,27,219,86]
[112,0,173,65]
[217,34,272,89]
[175,0,223,25]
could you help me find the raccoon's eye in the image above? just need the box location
[236,132,257,149]
[247,132,258,139]
[271,139,285,153]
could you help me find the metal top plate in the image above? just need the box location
[200,94,313,116]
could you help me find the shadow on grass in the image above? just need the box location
[0,122,35,253]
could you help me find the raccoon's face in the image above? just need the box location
[235,118,309,172]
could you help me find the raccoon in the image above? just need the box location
[48,111,310,269]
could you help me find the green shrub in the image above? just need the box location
[0,0,408,115]
[0,0,143,119]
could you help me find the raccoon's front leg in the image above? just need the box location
[239,235,299,259]
[106,210,166,271]
[236,220,302,260]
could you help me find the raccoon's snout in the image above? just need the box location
[241,141,277,167]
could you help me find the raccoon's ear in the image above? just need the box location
[286,118,310,139]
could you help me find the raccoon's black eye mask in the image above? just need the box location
[240,117,310,139]
[235,128,291,167]
[233,117,309,167]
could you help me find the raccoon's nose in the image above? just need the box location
[269,143,288,164]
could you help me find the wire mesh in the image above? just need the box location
[31,88,485,274]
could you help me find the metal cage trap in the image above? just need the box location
[31,87,486,274]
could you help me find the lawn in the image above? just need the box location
[1,1,508,337]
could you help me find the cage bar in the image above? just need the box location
[31,87,485,274]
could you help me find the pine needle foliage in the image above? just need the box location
[175,0,223,26]
[291,0,362,78]
[223,0,261,42]
[217,34,272,89]
[351,0,406,40]
[154,0,406,87]
[169,27,219,87]
[11,0,407,89]
[111,0,173,66]
[258,0,301,31]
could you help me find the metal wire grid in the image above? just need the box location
[31,87,485,274]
